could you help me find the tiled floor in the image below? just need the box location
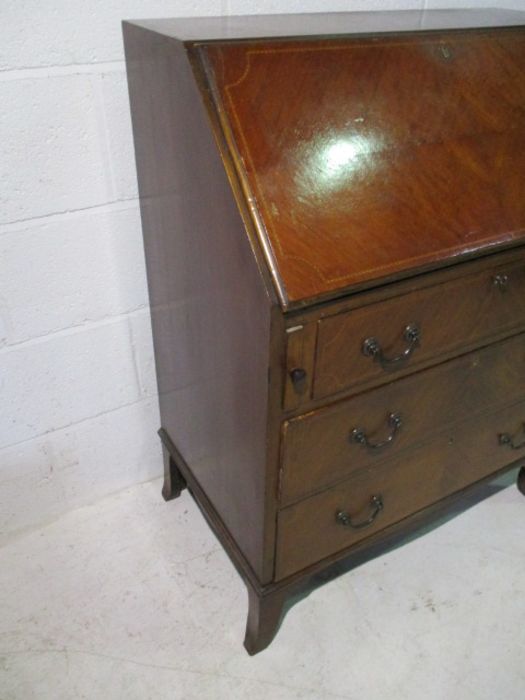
[1,472,524,700]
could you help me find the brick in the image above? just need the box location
[0,206,148,345]
[0,74,113,223]
[0,398,161,543]
[0,318,142,448]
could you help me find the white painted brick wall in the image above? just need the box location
[0,206,147,344]
[1,0,524,541]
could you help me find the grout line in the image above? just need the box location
[0,198,139,234]
[0,60,125,82]
[92,71,121,200]
[0,395,158,454]
[0,305,151,354]
[127,313,145,399]
[419,0,426,28]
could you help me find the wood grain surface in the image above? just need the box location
[277,398,525,578]
[202,28,525,305]
[124,11,525,653]
[124,24,278,581]
[282,332,525,504]
[315,249,525,398]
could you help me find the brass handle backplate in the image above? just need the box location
[336,495,384,530]
[362,323,420,371]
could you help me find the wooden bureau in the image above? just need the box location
[123,9,525,654]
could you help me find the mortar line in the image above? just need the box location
[0,60,125,82]
[0,198,139,234]
[0,305,151,354]
[0,395,158,454]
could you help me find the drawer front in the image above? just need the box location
[314,251,525,399]
[281,333,525,504]
[276,402,525,580]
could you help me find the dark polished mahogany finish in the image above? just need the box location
[124,9,525,655]
[282,334,525,505]
[202,27,525,306]
[314,248,525,398]
[278,399,525,579]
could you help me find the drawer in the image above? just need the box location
[314,251,525,399]
[276,401,525,579]
[281,332,525,504]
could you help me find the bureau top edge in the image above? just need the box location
[281,242,525,316]
[123,10,525,43]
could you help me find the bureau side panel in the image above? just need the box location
[123,24,274,581]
